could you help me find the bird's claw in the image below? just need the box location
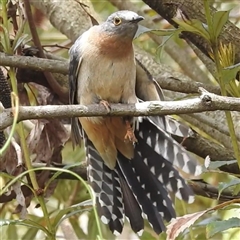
[124,120,137,143]
[124,129,137,143]
[100,100,111,112]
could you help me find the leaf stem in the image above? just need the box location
[204,0,240,168]
[1,1,55,238]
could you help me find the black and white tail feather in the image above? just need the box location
[84,117,201,235]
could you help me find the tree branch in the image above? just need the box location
[108,0,211,85]
[0,52,221,95]
[24,0,68,102]
[0,52,67,74]
[142,0,240,64]
[29,0,94,42]
[22,0,239,155]
[1,90,240,130]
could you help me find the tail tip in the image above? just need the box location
[137,229,144,236]
[113,230,121,236]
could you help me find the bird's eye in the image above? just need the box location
[113,17,121,26]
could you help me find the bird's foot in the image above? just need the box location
[124,120,137,143]
[99,100,111,112]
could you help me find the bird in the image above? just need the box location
[69,10,202,236]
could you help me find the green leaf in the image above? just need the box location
[134,25,175,39]
[53,199,92,228]
[134,25,152,39]
[218,178,240,198]
[13,34,31,52]
[0,24,11,52]
[56,207,92,229]
[88,211,101,240]
[222,63,240,84]
[69,217,88,240]
[22,227,39,240]
[156,28,182,61]
[212,10,230,39]
[6,224,18,240]
[174,19,210,42]
[0,219,50,236]
[221,204,240,211]
[208,160,237,170]
[206,217,240,238]
[233,183,240,195]
[151,29,177,36]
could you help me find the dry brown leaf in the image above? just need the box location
[166,209,212,240]
[1,82,69,209]
[166,198,240,240]
[12,182,28,218]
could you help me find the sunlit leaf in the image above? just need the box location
[141,229,159,239]
[0,219,49,235]
[218,179,240,198]
[195,216,219,227]
[233,183,240,195]
[134,25,175,39]
[208,160,237,170]
[220,204,240,211]
[151,29,177,36]
[156,28,182,60]
[222,63,240,84]
[53,199,93,228]
[174,19,210,42]
[13,34,31,52]
[218,42,235,68]
[6,224,18,240]
[206,217,240,238]
[0,24,11,52]
[56,206,92,229]
[212,11,230,39]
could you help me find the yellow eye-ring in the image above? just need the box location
[113,17,122,26]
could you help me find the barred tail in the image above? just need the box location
[85,117,201,235]
[86,136,144,235]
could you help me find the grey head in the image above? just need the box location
[101,10,144,40]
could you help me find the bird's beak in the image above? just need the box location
[131,16,144,23]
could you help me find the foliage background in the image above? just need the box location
[1,0,240,239]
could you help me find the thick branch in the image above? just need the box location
[0,52,67,74]
[157,74,220,95]
[0,53,220,95]
[29,0,94,42]
[1,91,240,130]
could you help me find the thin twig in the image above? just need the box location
[23,0,68,102]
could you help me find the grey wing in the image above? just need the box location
[69,38,83,146]
[135,58,167,131]
[135,58,193,138]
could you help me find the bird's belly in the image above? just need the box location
[88,59,135,103]
[95,80,123,103]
